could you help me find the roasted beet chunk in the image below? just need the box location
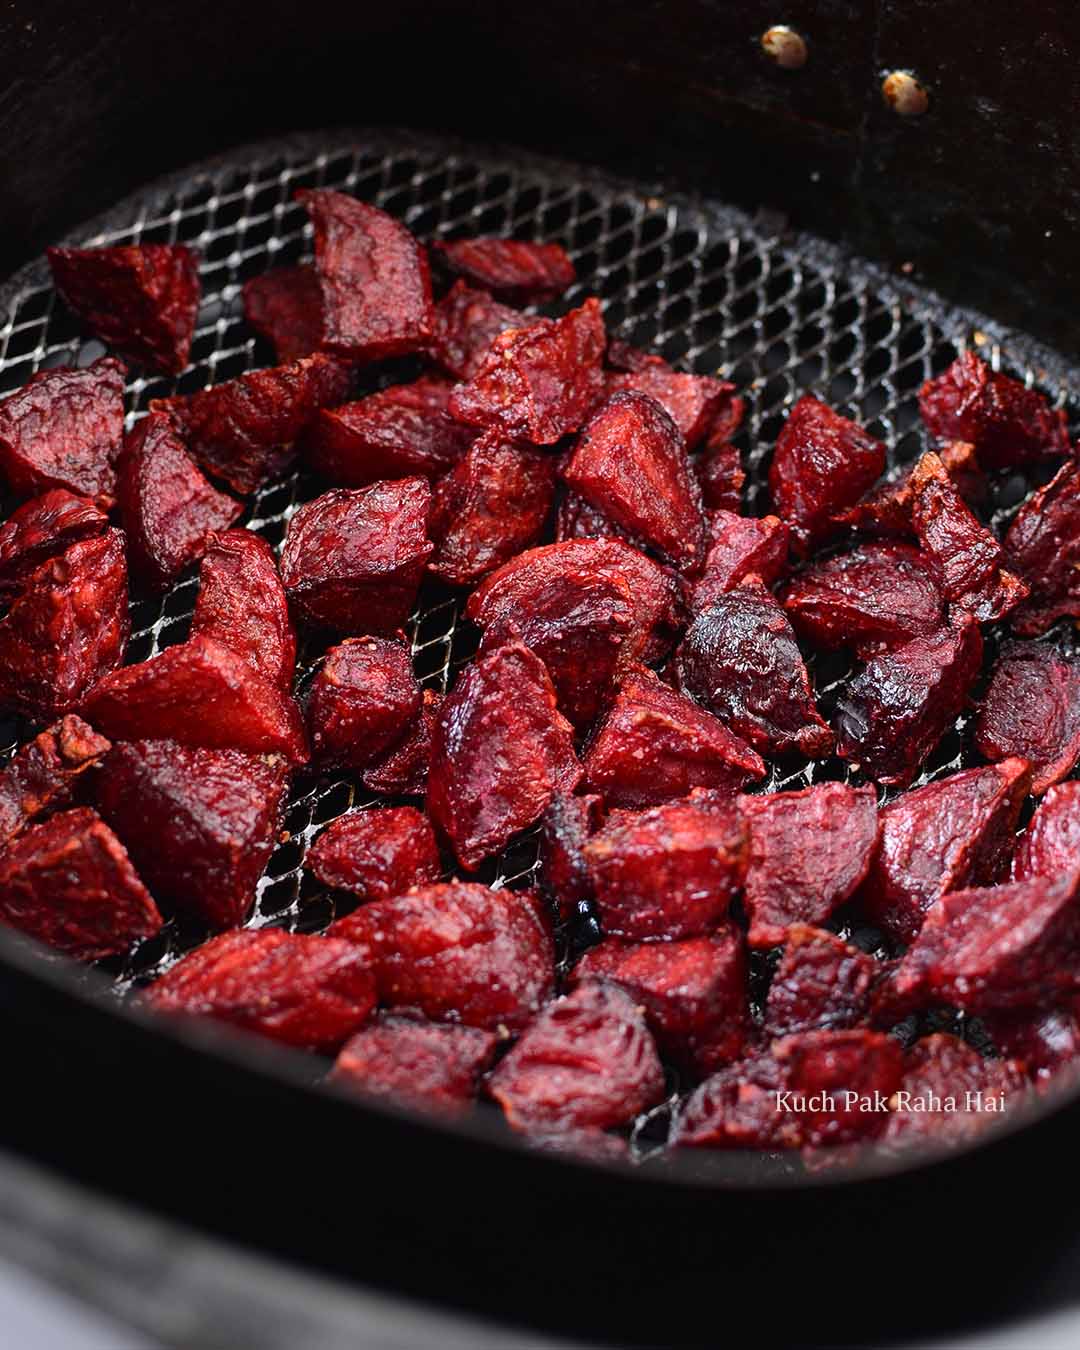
[0,357,125,504]
[781,541,945,657]
[448,298,606,444]
[0,716,110,846]
[305,637,420,771]
[738,784,879,948]
[834,440,985,538]
[583,796,747,940]
[361,688,441,797]
[95,740,288,930]
[861,759,1030,945]
[768,396,885,556]
[573,926,749,1073]
[985,1004,1080,1084]
[331,1015,497,1116]
[489,983,664,1134]
[562,389,705,570]
[1013,781,1080,882]
[764,926,879,1038]
[919,351,1068,469]
[606,364,739,452]
[242,265,323,362]
[695,434,746,512]
[429,281,524,380]
[582,664,764,810]
[433,236,575,303]
[883,1034,1025,1150]
[0,489,108,601]
[0,529,129,721]
[0,806,160,960]
[834,618,983,787]
[672,578,832,758]
[160,352,351,495]
[117,411,241,592]
[975,640,1080,795]
[82,635,308,766]
[691,511,788,615]
[297,188,434,360]
[47,244,200,374]
[427,641,580,870]
[190,530,295,693]
[330,881,555,1032]
[306,806,441,901]
[1004,461,1080,636]
[280,479,432,634]
[554,489,635,546]
[427,434,556,587]
[143,929,375,1051]
[539,791,603,919]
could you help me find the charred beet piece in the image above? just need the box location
[0,716,110,846]
[117,411,241,592]
[190,530,295,693]
[781,542,945,657]
[861,759,1031,946]
[330,881,554,1032]
[0,529,129,721]
[449,298,606,444]
[0,357,125,505]
[882,1034,1025,1150]
[607,364,739,451]
[695,435,746,513]
[834,618,983,787]
[690,511,788,615]
[0,489,108,601]
[47,244,200,375]
[1004,462,1080,636]
[573,925,749,1074]
[143,928,375,1051]
[429,281,524,380]
[833,441,984,538]
[769,396,885,556]
[427,641,580,871]
[95,740,287,930]
[975,640,1080,795]
[672,578,833,758]
[306,806,441,902]
[433,236,575,303]
[919,351,1068,469]
[582,664,764,810]
[159,353,351,495]
[554,489,634,546]
[331,1015,498,1116]
[539,791,603,920]
[306,637,420,772]
[280,479,432,634]
[738,784,879,948]
[82,635,308,766]
[489,983,664,1134]
[361,689,441,797]
[563,391,704,570]
[0,806,161,960]
[985,1005,1080,1084]
[427,433,556,587]
[297,189,434,360]
[242,265,323,362]
[1013,781,1080,882]
[583,796,747,941]
[764,926,880,1039]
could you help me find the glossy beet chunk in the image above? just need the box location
[1004,462,1080,636]
[764,926,880,1038]
[429,281,524,380]
[554,489,635,546]
[691,511,788,615]
[695,435,746,513]
[1013,781,1080,882]
[975,640,1080,795]
[539,791,603,920]
[305,637,420,771]
[607,362,738,451]
[0,716,110,846]
[361,689,441,797]
[242,265,323,362]
[433,236,575,303]
[0,489,107,601]
[882,1034,1025,1150]
[331,1015,497,1116]
[834,440,984,538]
[306,806,441,901]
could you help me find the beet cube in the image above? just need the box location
[975,640,1080,795]
[305,637,420,771]
[361,688,441,797]
[691,511,788,615]
[1004,461,1080,636]
[834,440,985,538]
[306,806,441,901]
[433,236,575,303]
[764,926,880,1038]
[695,434,746,513]
[242,265,323,362]
[0,715,111,847]
[539,791,603,920]
[429,281,525,380]
[0,489,108,601]
[882,1034,1026,1150]
[1013,781,1080,882]
[605,366,738,454]
[984,1006,1080,1084]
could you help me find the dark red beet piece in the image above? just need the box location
[554,489,635,547]
[695,436,746,512]
[190,530,295,693]
[1013,781,1080,882]
[433,236,575,303]
[690,511,788,615]
[427,433,556,587]
[738,784,879,948]
[834,618,983,787]
[764,926,880,1038]
[241,265,323,362]
[607,363,739,451]
[305,637,420,771]
[0,489,108,601]
[331,1014,498,1116]
[1004,461,1080,636]
[919,351,1068,469]
[0,357,125,505]
[117,411,241,592]
[0,716,111,846]
[582,664,764,810]
[279,479,432,634]
[489,983,664,1133]
[860,759,1031,946]
[81,635,308,766]
[427,641,580,871]
[882,1034,1025,1150]
[448,299,606,444]
[573,925,749,1074]
[833,441,985,538]
[0,529,129,721]
[297,189,434,360]
[361,689,441,797]
[0,806,161,960]
[47,244,200,375]
[539,791,603,920]
[975,640,1080,795]
[330,881,554,1032]
[768,396,885,556]
[143,928,375,1051]
[306,806,441,901]
[985,1005,1080,1084]
[672,578,833,758]
[583,796,747,941]
[429,281,524,380]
